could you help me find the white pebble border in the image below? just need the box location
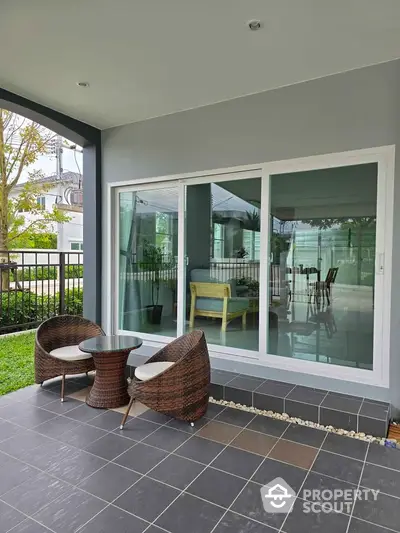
[209,396,399,449]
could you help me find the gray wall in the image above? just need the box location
[102,59,400,407]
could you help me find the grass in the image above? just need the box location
[0,331,36,396]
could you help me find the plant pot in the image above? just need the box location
[146,304,163,325]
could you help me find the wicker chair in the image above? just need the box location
[35,315,105,401]
[120,330,210,429]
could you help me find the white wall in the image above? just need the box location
[102,59,400,406]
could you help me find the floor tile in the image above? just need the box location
[302,472,358,509]
[281,497,350,533]
[311,450,363,485]
[358,416,387,437]
[78,462,140,501]
[84,433,135,460]
[0,420,22,442]
[322,433,368,460]
[255,380,295,398]
[231,429,277,456]
[0,429,50,459]
[367,443,400,471]
[6,385,43,402]
[212,445,263,478]
[116,417,161,441]
[111,400,148,417]
[211,370,239,385]
[321,392,363,414]
[252,458,308,492]
[138,409,173,424]
[353,490,400,531]
[87,409,125,431]
[197,420,242,445]
[18,440,78,471]
[156,493,225,533]
[283,424,326,448]
[204,403,226,419]
[231,481,286,530]
[78,504,148,533]
[46,449,108,484]
[214,407,255,427]
[269,439,317,469]
[114,442,168,474]
[0,452,37,496]
[64,403,102,422]
[187,466,247,508]
[174,435,225,464]
[166,416,209,433]
[246,415,289,437]
[32,488,106,533]
[253,392,284,413]
[285,400,319,423]
[114,476,180,522]
[213,511,276,532]
[286,385,327,405]
[361,462,400,498]
[61,423,108,448]
[348,517,394,533]
[210,383,224,401]
[320,407,358,432]
[67,386,91,402]
[42,397,83,414]
[0,500,25,533]
[14,408,57,429]
[8,518,51,533]
[149,454,204,489]
[227,376,265,391]
[224,386,252,405]
[33,415,82,438]
[143,425,191,452]
[359,401,389,420]
[2,470,70,515]
[27,391,60,407]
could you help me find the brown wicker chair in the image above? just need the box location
[120,330,210,429]
[35,315,105,401]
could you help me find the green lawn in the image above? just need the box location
[0,331,36,396]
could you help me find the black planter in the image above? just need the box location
[146,304,163,325]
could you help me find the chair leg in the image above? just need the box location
[120,397,135,430]
[242,312,247,329]
[60,374,65,402]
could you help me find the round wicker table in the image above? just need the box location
[79,335,142,409]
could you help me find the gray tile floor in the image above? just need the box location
[0,378,399,533]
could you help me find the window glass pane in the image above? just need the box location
[119,188,178,336]
[70,242,80,250]
[185,179,261,351]
[268,163,377,370]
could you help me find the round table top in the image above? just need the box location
[79,335,143,354]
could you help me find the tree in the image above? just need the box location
[0,109,70,286]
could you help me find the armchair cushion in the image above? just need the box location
[135,361,175,381]
[50,345,92,361]
[195,297,249,313]
[190,268,237,297]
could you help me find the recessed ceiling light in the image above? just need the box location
[76,81,89,88]
[247,20,262,31]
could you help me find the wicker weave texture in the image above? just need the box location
[34,315,104,384]
[128,330,210,422]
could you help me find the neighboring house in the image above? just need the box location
[10,171,83,251]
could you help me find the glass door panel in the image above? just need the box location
[267,163,377,370]
[184,178,261,350]
[118,187,178,337]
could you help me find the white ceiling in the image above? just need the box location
[2,0,400,129]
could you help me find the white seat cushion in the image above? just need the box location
[50,345,92,362]
[135,361,174,381]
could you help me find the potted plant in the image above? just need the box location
[140,241,165,325]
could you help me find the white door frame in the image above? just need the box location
[106,145,394,387]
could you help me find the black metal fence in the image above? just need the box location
[0,250,83,334]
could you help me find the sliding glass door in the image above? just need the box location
[266,163,378,370]
[118,186,178,337]
[114,149,391,383]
